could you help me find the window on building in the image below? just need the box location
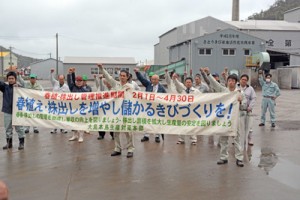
[199,48,212,55]
[91,68,99,74]
[223,48,235,56]
[244,49,250,56]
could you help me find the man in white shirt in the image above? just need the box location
[50,69,70,134]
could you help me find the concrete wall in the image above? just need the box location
[277,68,293,89]
[239,67,298,90]
[269,69,279,85]
[291,67,300,88]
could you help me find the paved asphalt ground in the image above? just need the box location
[0,80,300,200]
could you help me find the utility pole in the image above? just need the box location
[56,33,58,76]
[0,46,3,76]
[49,53,52,59]
[9,46,13,69]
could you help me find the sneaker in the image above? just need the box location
[236,160,244,167]
[141,136,149,142]
[61,129,68,134]
[259,123,265,126]
[18,143,24,150]
[271,123,276,128]
[69,136,78,141]
[248,139,254,146]
[176,141,184,144]
[155,137,160,143]
[25,129,29,134]
[217,159,228,165]
[78,137,83,143]
[127,152,133,158]
[50,129,57,134]
[34,129,39,134]
[111,151,121,156]
[191,141,197,145]
[97,136,104,140]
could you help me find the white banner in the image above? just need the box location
[12,88,239,136]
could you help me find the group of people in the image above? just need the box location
[0,64,280,165]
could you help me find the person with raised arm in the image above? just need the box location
[97,63,135,158]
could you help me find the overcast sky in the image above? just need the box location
[0,0,276,63]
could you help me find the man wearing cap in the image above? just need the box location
[67,68,88,142]
[82,75,92,92]
[258,70,280,127]
[134,68,166,143]
[203,67,247,167]
[49,69,70,134]
[1,71,25,150]
[173,75,200,145]
[18,72,43,134]
[97,63,135,158]
[201,70,226,93]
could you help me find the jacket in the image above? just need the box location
[0,81,15,114]
[50,73,70,92]
[136,71,166,93]
[67,74,88,93]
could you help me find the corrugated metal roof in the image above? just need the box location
[30,58,62,66]
[284,7,300,14]
[0,52,9,57]
[159,16,226,38]
[63,56,136,64]
[226,20,300,31]
[267,48,300,56]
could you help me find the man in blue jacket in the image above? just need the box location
[134,68,167,143]
[0,71,25,150]
[258,70,280,127]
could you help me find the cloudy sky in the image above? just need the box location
[0,0,275,63]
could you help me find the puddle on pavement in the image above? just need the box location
[249,147,300,190]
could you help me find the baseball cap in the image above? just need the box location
[212,73,219,77]
[75,76,83,81]
[82,75,88,81]
[29,74,37,79]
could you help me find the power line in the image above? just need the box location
[59,34,147,50]
[13,47,50,56]
[0,35,54,40]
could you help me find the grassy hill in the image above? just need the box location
[248,0,300,20]
[0,45,41,69]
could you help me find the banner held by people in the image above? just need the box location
[13,88,239,136]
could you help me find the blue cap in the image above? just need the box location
[212,73,219,77]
